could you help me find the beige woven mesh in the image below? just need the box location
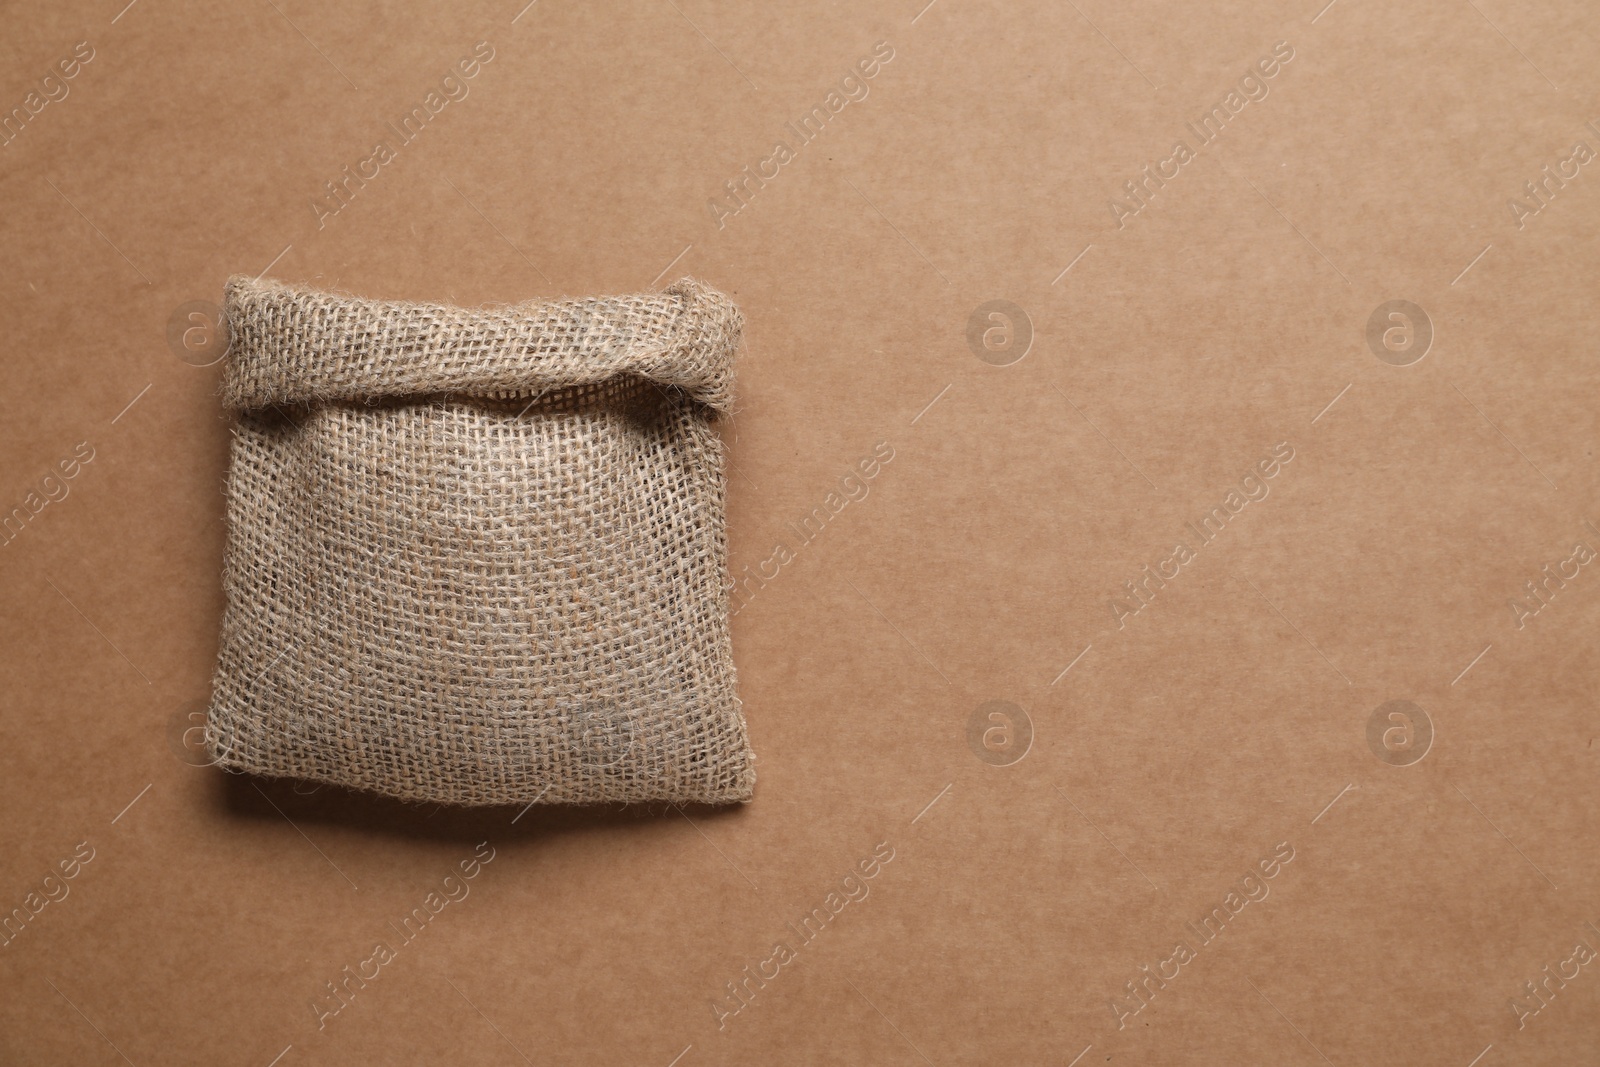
[203,275,754,806]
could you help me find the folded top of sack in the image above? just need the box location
[218,275,742,413]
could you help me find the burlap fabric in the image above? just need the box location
[204,275,754,806]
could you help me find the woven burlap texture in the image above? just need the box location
[204,274,754,806]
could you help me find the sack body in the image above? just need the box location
[204,275,754,806]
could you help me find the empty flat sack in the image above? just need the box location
[204,275,754,806]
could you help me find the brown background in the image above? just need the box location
[3,0,1598,1063]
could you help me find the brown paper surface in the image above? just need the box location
[2,2,1597,1063]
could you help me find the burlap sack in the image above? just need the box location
[204,275,754,806]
